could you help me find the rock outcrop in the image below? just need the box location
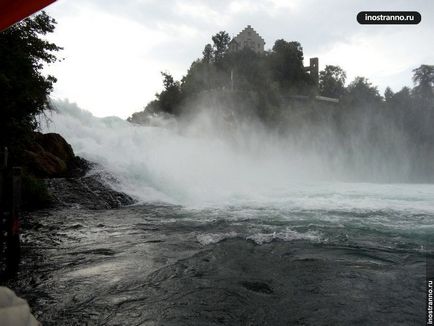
[22,132,135,209]
[45,173,134,210]
[23,132,86,178]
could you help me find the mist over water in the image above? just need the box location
[42,100,321,205]
[41,100,433,211]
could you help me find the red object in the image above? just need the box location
[0,0,56,31]
[10,215,20,236]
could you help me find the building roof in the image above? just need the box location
[233,25,265,45]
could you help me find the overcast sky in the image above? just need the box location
[43,0,433,118]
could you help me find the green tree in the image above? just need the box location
[268,40,310,92]
[161,72,176,89]
[0,11,61,151]
[202,44,213,64]
[319,65,346,98]
[156,72,182,115]
[384,87,394,103]
[181,60,212,95]
[412,64,434,103]
[386,86,413,111]
[345,77,382,106]
[212,31,230,63]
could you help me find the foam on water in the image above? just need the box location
[196,229,322,245]
[41,100,434,241]
[196,232,238,245]
[42,100,332,205]
[246,229,322,245]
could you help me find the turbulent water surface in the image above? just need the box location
[10,101,433,324]
[13,194,433,325]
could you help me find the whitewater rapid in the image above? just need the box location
[43,100,333,206]
[42,100,434,208]
[39,100,434,246]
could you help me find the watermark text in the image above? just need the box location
[357,11,421,25]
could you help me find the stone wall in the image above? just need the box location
[229,25,265,54]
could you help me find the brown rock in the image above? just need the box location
[33,132,75,163]
[23,132,77,178]
[23,149,68,177]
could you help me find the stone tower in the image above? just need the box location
[305,57,319,86]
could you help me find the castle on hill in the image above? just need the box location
[229,25,319,87]
[228,25,265,54]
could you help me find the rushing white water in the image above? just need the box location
[41,100,434,214]
[36,99,434,258]
[41,100,323,205]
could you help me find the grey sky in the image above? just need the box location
[44,0,434,118]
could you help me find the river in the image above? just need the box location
[9,100,432,325]
[10,181,434,325]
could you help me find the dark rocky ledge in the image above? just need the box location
[45,171,135,210]
[22,132,135,210]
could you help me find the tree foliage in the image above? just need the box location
[156,72,182,115]
[0,11,61,150]
[212,31,231,63]
[202,44,213,64]
[384,87,394,103]
[319,65,346,98]
[268,40,310,92]
[344,77,382,106]
[412,64,434,104]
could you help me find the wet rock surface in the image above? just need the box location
[17,131,134,210]
[45,173,135,209]
[5,205,427,325]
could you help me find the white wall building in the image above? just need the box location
[229,25,265,54]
